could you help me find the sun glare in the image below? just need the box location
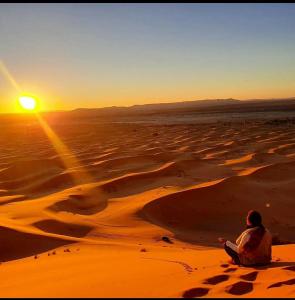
[19,95,37,111]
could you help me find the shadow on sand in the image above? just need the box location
[252,261,295,270]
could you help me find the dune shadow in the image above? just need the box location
[47,193,108,216]
[139,160,295,247]
[33,219,93,238]
[0,226,74,262]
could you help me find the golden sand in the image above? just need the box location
[0,117,294,297]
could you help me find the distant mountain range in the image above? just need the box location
[2,97,295,121]
[72,98,239,114]
[68,97,295,117]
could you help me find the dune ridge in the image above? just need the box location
[0,118,294,297]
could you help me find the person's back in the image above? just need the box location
[236,227,272,266]
[219,210,272,266]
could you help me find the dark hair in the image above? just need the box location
[247,210,262,227]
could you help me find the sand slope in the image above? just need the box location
[0,117,294,297]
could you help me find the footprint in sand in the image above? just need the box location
[182,287,210,298]
[220,263,229,268]
[283,266,295,272]
[268,278,295,289]
[239,271,258,282]
[203,274,229,285]
[225,281,253,295]
[224,267,237,273]
[161,236,173,244]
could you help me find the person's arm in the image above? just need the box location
[218,238,237,251]
[236,231,245,245]
[236,230,251,254]
[225,240,238,252]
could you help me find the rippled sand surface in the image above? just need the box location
[0,114,294,297]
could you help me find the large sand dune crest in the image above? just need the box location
[141,160,295,245]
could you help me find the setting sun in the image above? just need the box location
[19,95,37,111]
[0,4,294,298]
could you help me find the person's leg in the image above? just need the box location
[224,243,241,265]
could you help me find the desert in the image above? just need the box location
[1,3,295,297]
[0,107,294,297]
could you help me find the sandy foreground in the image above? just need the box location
[0,116,294,297]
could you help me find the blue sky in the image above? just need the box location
[0,3,295,112]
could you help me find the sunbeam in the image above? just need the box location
[0,60,92,185]
[36,113,92,185]
[0,60,21,92]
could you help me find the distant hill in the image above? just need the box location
[71,98,240,116]
[2,98,295,124]
[68,97,295,118]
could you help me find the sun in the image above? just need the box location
[18,95,38,111]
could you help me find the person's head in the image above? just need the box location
[246,210,262,227]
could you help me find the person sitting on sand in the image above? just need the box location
[218,210,272,266]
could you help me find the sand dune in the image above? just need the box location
[0,158,64,180]
[0,117,294,297]
[48,189,108,215]
[141,160,295,245]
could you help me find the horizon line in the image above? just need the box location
[2,95,295,116]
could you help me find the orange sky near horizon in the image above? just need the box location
[1,57,295,113]
[1,62,294,114]
[3,89,295,114]
[1,4,295,113]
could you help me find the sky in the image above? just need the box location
[0,3,295,113]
